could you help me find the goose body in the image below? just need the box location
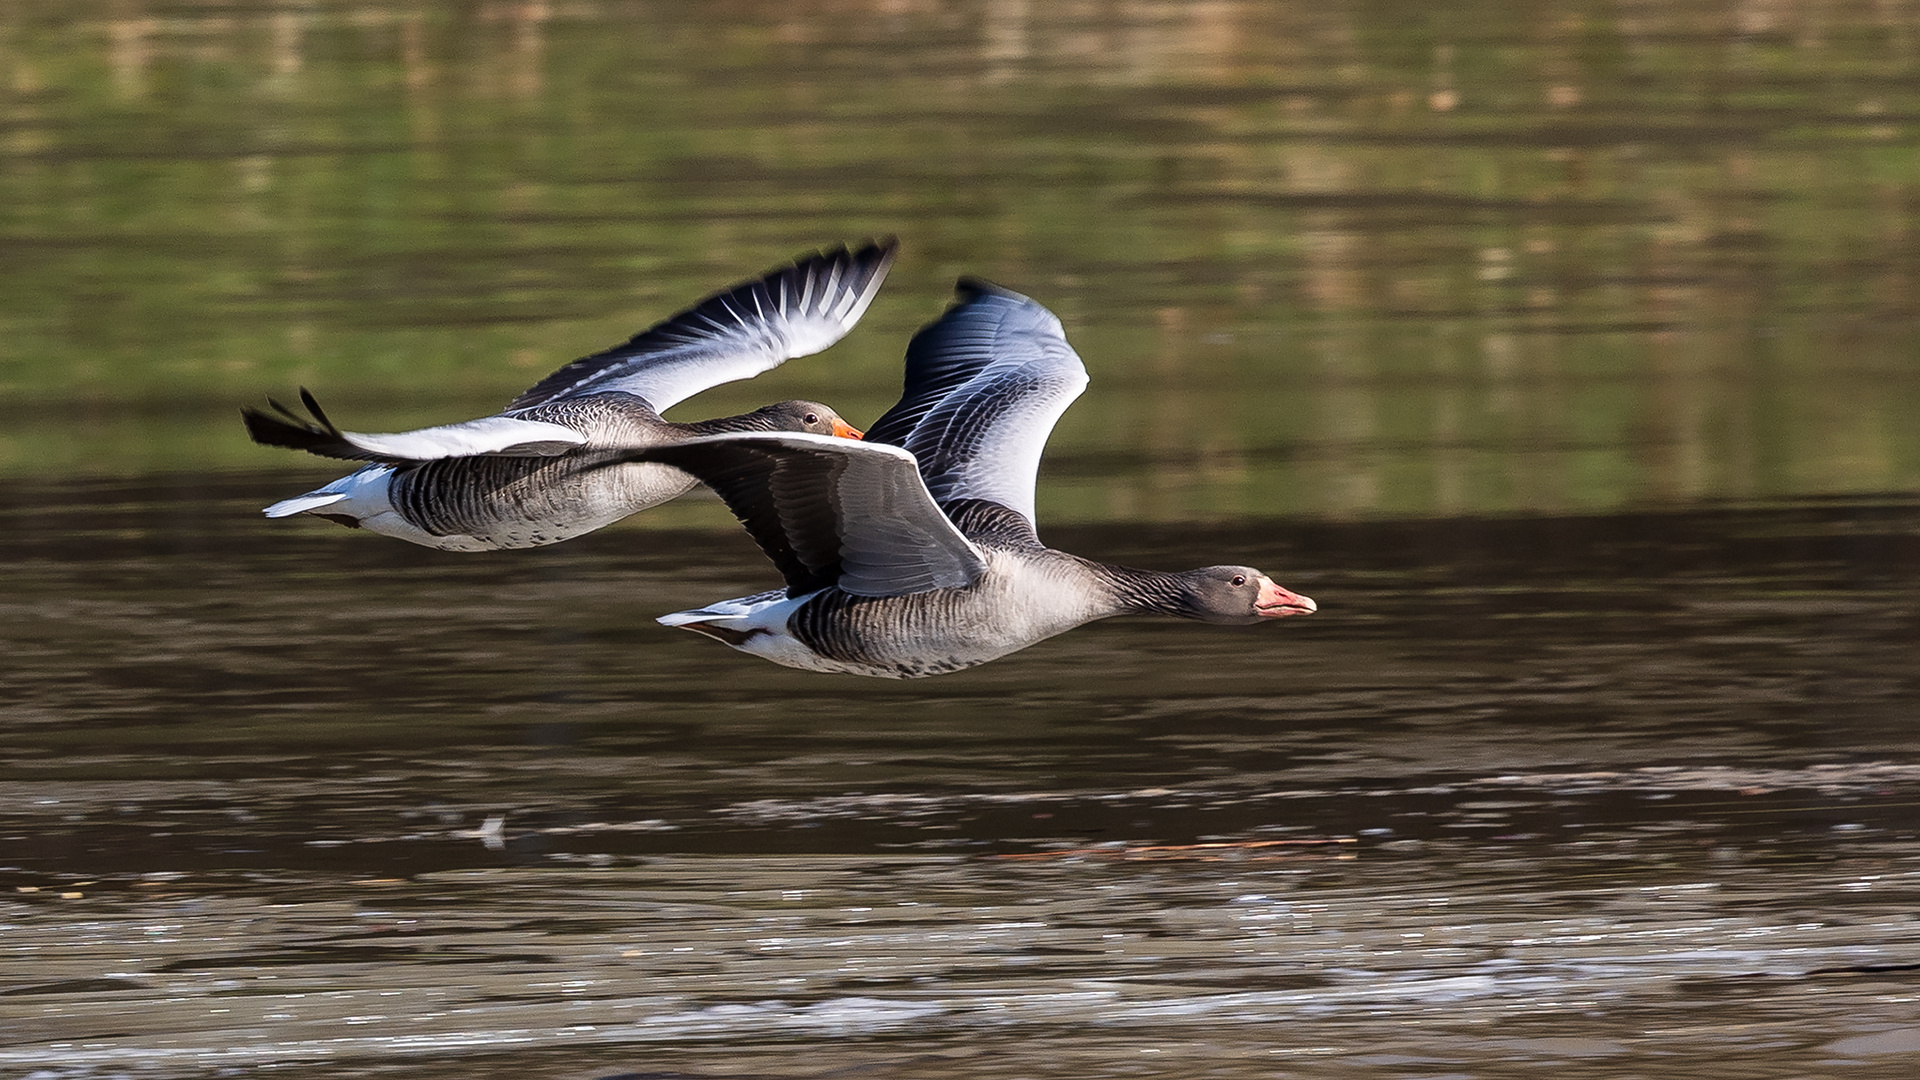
[635,279,1315,678]
[659,540,1116,678]
[245,241,894,551]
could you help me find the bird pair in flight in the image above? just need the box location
[246,239,1315,678]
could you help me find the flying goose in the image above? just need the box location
[627,277,1316,678]
[242,239,896,551]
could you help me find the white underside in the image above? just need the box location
[658,553,1118,679]
[264,458,699,552]
[262,466,492,552]
[662,590,960,677]
[658,591,864,673]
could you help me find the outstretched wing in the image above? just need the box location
[862,278,1088,531]
[630,432,987,599]
[508,239,898,413]
[241,389,585,463]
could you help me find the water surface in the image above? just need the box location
[3,483,1917,1076]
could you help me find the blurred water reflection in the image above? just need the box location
[3,0,1917,515]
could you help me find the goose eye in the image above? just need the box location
[804,412,820,425]
[1230,574,1247,587]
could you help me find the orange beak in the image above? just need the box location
[831,419,864,440]
[1255,578,1316,617]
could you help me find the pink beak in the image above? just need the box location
[1255,578,1316,618]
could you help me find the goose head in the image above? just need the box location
[1171,565,1316,625]
[755,400,864,440]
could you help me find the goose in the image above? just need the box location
[242,239,896,551]
[624,277,1316,678]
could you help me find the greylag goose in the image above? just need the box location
[627,277,1316,678]
[242,239,896,551]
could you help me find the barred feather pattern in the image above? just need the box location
[776,546,1118,678]
[347,395,831,548]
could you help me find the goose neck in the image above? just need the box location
[1092,563,1193,618]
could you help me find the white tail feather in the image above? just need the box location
[657,589,788,626]
[263,491,351,518]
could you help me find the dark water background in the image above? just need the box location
[4,2,1920,1077]
[4,483,1916,1077]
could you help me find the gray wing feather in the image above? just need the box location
[865,279,1088,529]
[509,239,897,413]
[242,388,586,463]
[630,433,987,598]
[323,416,587,462]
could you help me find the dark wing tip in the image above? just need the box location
[296,386,340,434]
[506,238,903,413]
[834,235,899,263]
[799,235,900,305]
[798,236,894,269]
[240,404,284,445]
[805,235,900,312]
[240,389,363,458]
[241,402,324,451]
[953,275,1034,305]
[856,236,901,293]
[867,234,901,269]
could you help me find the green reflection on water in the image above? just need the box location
[2,0,1917,519]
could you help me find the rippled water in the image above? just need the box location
[4,482,1918,1076]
